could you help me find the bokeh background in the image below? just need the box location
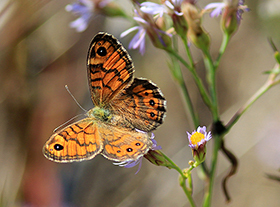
[1,0,280,206]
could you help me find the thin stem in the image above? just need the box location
[182,36,195,72]
[160,152,197,207]
[214,33,230,70]
[203,51,219,121]
[225,74,278,133]
[179,77,199,127]
[203,134,223,207]
[166,48,212,109]
[201,48,220,207]
[168,53,199,127]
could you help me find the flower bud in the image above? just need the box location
[172,13,189,39]
[144,150,172,169]
[182,3,210,52]
[100,2,128,18]
[221,5,239,37]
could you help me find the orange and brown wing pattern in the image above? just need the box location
[112,78,166,132]
[87,32,134,106]
[99,125,152,162]
[43,118,103,163]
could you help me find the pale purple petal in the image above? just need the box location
[121,25,147,55]
[204,2,226,17]
[174,10,183,16]
[151,135,162,150]
[114,157,143,174]
[197,126,206,134]
[165,1,174,10]
[120,26,140,38]
[69,17,89,32]
[130,30,142,49]
[134,16,148,24]
[140,2,167,17]
[139,37,146,55]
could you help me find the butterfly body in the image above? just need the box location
[43,32,166,164]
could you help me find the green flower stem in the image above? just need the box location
[166,48,212,110]
[202,134,223,207]
[225,72,280,133]
[168,54,199,127]
[182,36,195,71]
[161,152,197,207]
[202,48,221,206]
[203,51,219,121]
[214,33,230,70]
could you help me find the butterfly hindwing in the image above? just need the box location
[112,78,166,132]
[100,125,152,162]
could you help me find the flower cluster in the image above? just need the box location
[65,0,249,54]
[121,6,172,55]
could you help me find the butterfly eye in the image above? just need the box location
[54,144,64,151]
[97,47,107,56]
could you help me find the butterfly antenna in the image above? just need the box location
[65,85,87,113]
[53,114,84,132]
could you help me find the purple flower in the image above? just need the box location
[113,132,162,174]
[121,7,172,54]
[140,0,184,17]
[140,2,167,17]
[204,2,226,17]
[65,0,112,32]
[187,126,212,165]
[204,0,249,24]
[187,126,212,149]
[120,24,147,55]
[65,0,94,32]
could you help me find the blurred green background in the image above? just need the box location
[1,0,280,206]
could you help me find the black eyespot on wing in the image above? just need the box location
[54,144,64,151]
[126,148,133,152]
[150,112,155,117]
[135,142,141,146]
[97,47,107,56]
[149,99,155,106]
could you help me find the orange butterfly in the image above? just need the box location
[43,32,166,165]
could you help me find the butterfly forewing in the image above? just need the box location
[87,32,134,106]
[43,118,103,163]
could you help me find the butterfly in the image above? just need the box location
[43,32,166,164]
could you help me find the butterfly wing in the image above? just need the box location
[87,32,134,106]
[43,118,103,163]
[99,125,152,162]
[112,78,166,132]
